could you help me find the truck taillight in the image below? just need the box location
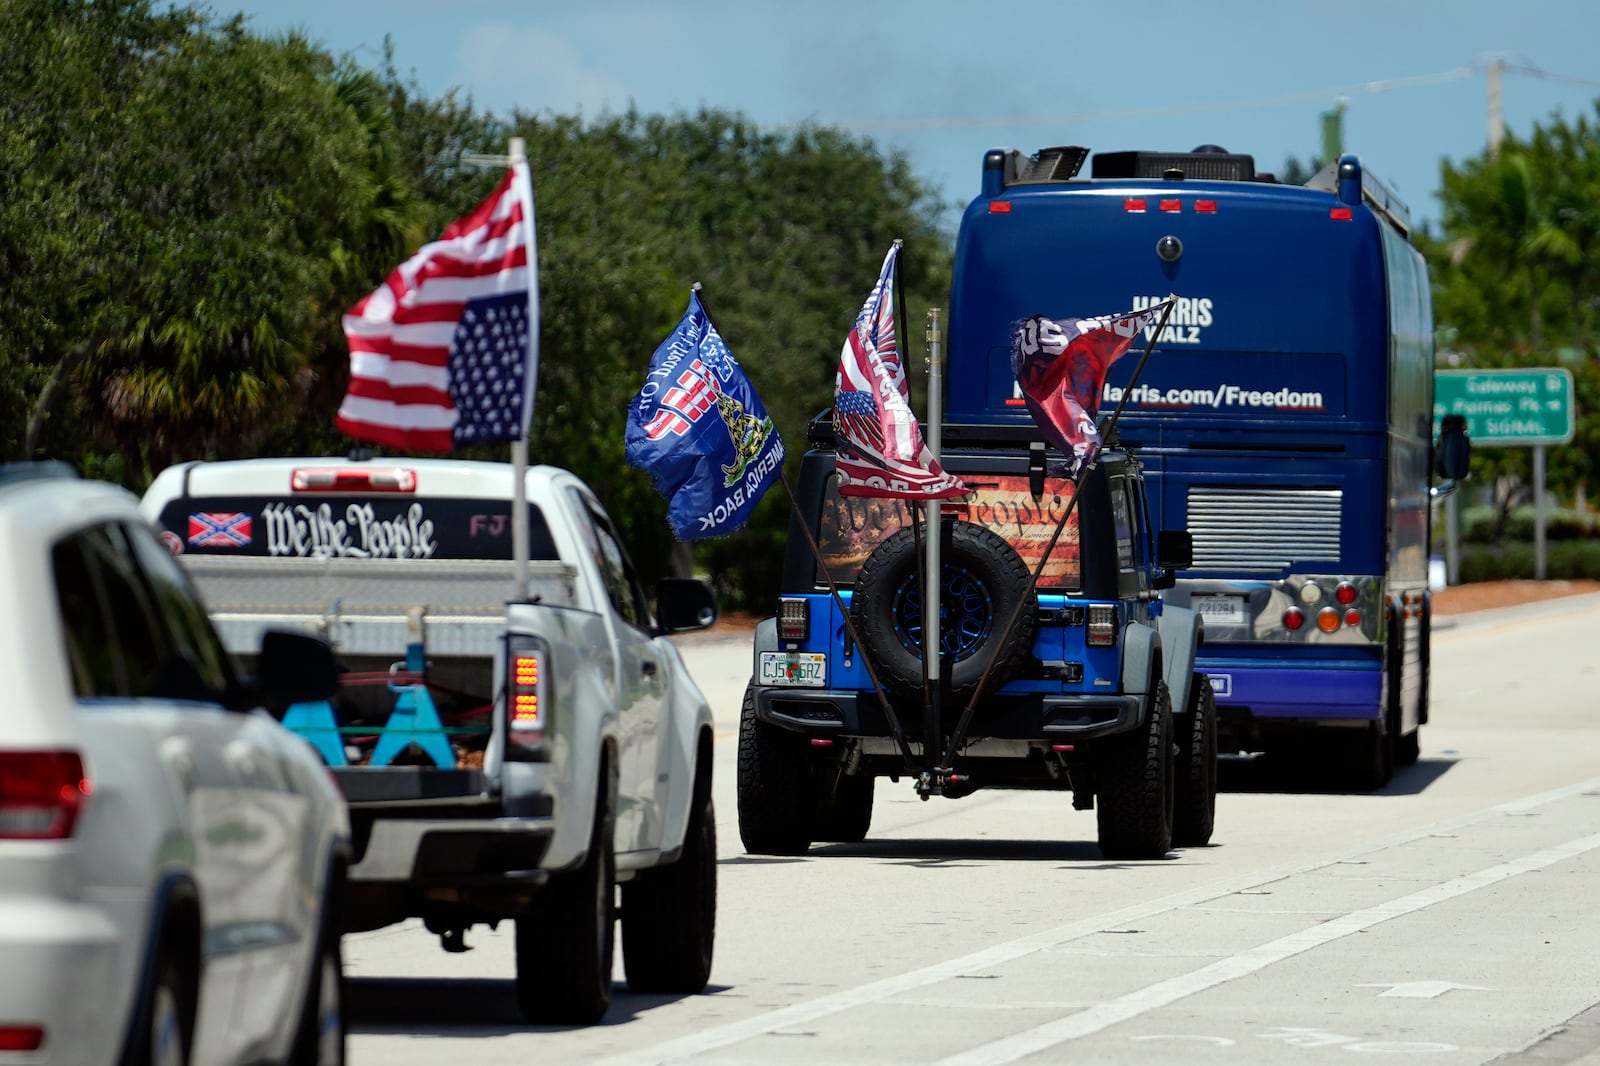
[1087,604,1118,647]
[505,636,550,760]
[778,598,809,643]
[0,752,89,839]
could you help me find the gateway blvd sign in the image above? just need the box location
[1433,368,1574,446]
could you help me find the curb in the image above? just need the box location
[1433,589,1600,632]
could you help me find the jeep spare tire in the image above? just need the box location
[850,519,1037,700]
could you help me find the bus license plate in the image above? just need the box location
[1193,594,1246,626]
[760,652,826,687]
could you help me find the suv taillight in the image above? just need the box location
[504,636,550,760]
[778,598,810,643]
[1087,604,1119,647]
[0,752,89,839]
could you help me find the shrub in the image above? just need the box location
[1457,539,1600,581]
[1452,505,1597,546]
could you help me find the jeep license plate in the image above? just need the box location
[760,651,826,687]
[1193,594,1246,626]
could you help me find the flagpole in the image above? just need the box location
[938,297,1177,770]
[920,304,944,790]
[509,134,531,600]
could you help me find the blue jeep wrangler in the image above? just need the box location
[738,417,1216,859]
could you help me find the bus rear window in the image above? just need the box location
[155,496,559,561]
[816,474,1080,590]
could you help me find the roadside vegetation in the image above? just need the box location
[4,0,1597,606]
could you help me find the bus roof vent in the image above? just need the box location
[1091,149,1256,182]
[1010,145,1090,185]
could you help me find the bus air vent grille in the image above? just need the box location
[1186,486,1341,572]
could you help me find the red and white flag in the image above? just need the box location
[1010,300,1173,476]
[834,243,969,500]
[337,162,539,452]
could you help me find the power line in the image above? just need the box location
[808,62,1594,135]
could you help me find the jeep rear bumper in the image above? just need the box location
[754,686,1144,742]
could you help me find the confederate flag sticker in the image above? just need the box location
[187,512,253,549]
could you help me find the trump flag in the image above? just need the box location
[1010,301,1173,476]
[834,243,968,500]
[625,291,785,540]
[337,162,539,452]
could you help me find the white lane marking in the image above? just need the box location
[936,830,1600,1065]
[1358,981,1492,999]
[1132,1034,1236,1046]
[1262,1027,1457,1053]
[599,774,1600,1066]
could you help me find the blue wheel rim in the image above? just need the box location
[892,565,996,662]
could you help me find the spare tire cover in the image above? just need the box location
[849,519,1037,699]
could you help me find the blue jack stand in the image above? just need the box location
[369,613,457,769]
[283,701,348,767]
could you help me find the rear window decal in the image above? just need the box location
[187,512,253,548]
[262,502,437,559]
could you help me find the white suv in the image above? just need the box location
[0,463,351,1065]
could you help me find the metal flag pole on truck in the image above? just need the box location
[506,135,538,600]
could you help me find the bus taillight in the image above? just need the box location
[1283,607,1305,631]
[1335,582,1358,605]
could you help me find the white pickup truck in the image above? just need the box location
[140,455,720,1025]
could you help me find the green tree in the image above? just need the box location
[0,0,407,475]
[1422,102,1600,534]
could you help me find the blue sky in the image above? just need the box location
[218,0,1600,235]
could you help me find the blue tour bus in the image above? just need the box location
[942,144,1468,788]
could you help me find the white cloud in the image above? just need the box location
[449,25,636,118]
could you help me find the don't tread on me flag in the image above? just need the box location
[625,291,785,540]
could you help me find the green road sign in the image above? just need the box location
[1433,368,1574,446]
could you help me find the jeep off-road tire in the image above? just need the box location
[737,683,815,855]
[516,759,616,1025]
[621,761,716,993]
[813,767,874,844]
[1095,679,1175,860]
[1172,672,1218,848]
[850,520,1037,700]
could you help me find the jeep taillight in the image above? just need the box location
[0,752,89,839]
[1087,604,1119,647]
[505,636,550,760]
[778,598,810,643]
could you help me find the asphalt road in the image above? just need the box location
[343,593,1600,1065]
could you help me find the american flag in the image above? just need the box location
[834,243,969,500]
[1010,301,1173,477]
[642,359,716,439]
[336,162,538,452]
